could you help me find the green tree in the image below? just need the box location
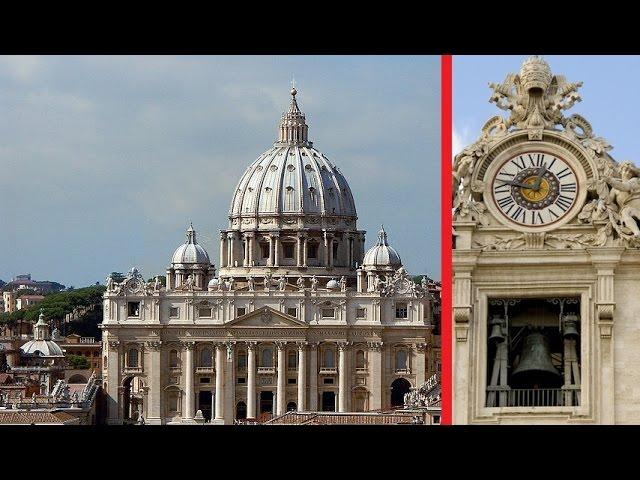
[66,354,90,369]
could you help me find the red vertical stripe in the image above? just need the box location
[440,54,453,425]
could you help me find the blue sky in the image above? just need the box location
[0,55,440,287]
[454,55,640,161]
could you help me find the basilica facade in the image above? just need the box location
[101,88,437,425]
[453,57,640,424]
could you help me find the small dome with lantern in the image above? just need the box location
[362,226,402,271]
[20,310,64,357]
[171,223,211,267]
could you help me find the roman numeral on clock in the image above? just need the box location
[494,184,511,194]
[560,182,577,193]
[511,157,526,170]
[531,211,544,225]
[556,167,572,179]
[556,194,573,212]
[528,153,544,167]
[510,206,525,222]
[497,196,514,209]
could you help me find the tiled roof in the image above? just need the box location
[0,411,78,424]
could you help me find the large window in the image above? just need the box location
[395,303,408,319]
[283,243,295,259]
[396,350,408,371]
[288,351,297,369]
[356,350,366,369]
[127,348,139,368]
[261,348,273,367]
[170,307,180,318]
[260,243,270,259]
[237,350,247,369]
[323,348,335,368]
[198,307,212,318]
[200,347,213,367]
[169,349,179,368]
[307,241,318,259]
[127,302,140,317]
[321,308,335,319]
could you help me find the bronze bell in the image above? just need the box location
[488,315,506,343]
[511,330,562,388]
[562,314,579,339]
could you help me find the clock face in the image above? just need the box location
[491,151,578,227]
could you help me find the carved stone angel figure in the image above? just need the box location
[278,276,286,291]
[339,276,347,292]
[185,274,195,291]
[247,276,255,292]
[310,275,318,292]
[106,275,115,292]
[297,276,305,291]
[604,161,640,236]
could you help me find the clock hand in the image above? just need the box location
[498,180,538,189]
[532,165,547,190]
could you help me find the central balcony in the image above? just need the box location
[319,367,337,375]
[258,366,276,374]
[195,367,215,374]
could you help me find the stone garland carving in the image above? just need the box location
[378,267,429,298]
[107,267,151,296]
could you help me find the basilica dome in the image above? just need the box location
[229,88,357,225]
[171,224,211,266]
[362,226,402,270]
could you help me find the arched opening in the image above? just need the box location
[321,391,336,411]
[166,387,180,418]
[390,378,412,408]
[287,401,297,412]
[122,376,143,423]
[236,401,247,420]
[68,374,88,384]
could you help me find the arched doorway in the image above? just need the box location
[122,376,134,423]
[286,401,297,412]
[236,401,247,420]
[390,378,411,408]
[321,391,336,412]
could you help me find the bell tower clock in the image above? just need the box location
[453,57,640,425]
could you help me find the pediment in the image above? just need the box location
[226,306,308,328]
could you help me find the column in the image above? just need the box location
[248,234,254,267]
[106,340,121,424]
[324,233,330,267]
[227,233,235,268]
[224,342,235,424]
[147,341,162,424]
[243,234,249,266]
[296,235,303,267]
[369,342,383,410]
[297,342,307,411]
[268,235,274,267]
[215,344,225,421]
[276,342,286,416]
[309,343,318,410]
[348,236,354,269]
[247,342,257,419]
[338,342,348,412]
[303,236,308,267]
[219,233,227,268]
[183,342,195,421]
[274,235,280,267]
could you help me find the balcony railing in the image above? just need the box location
[257,366,276,374]
[486,387,580,407]
[195,367,215,374]
[319,367,337,375]
[123,367,143,374]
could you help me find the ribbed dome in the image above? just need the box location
[20,339,64,357]
[229,89,357,222]
[362,226,402,269]
[171,224,211,265]
[20,311,64,357]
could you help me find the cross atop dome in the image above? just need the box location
[377,225,389,246]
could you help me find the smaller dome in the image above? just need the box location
[171,224,211,266]
[207,278,220,291]
[20,340,64,357]
[362,226,402,270]
[326,278,339,289]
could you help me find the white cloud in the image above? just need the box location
[0,55,43,83]
[453,124,473,159]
